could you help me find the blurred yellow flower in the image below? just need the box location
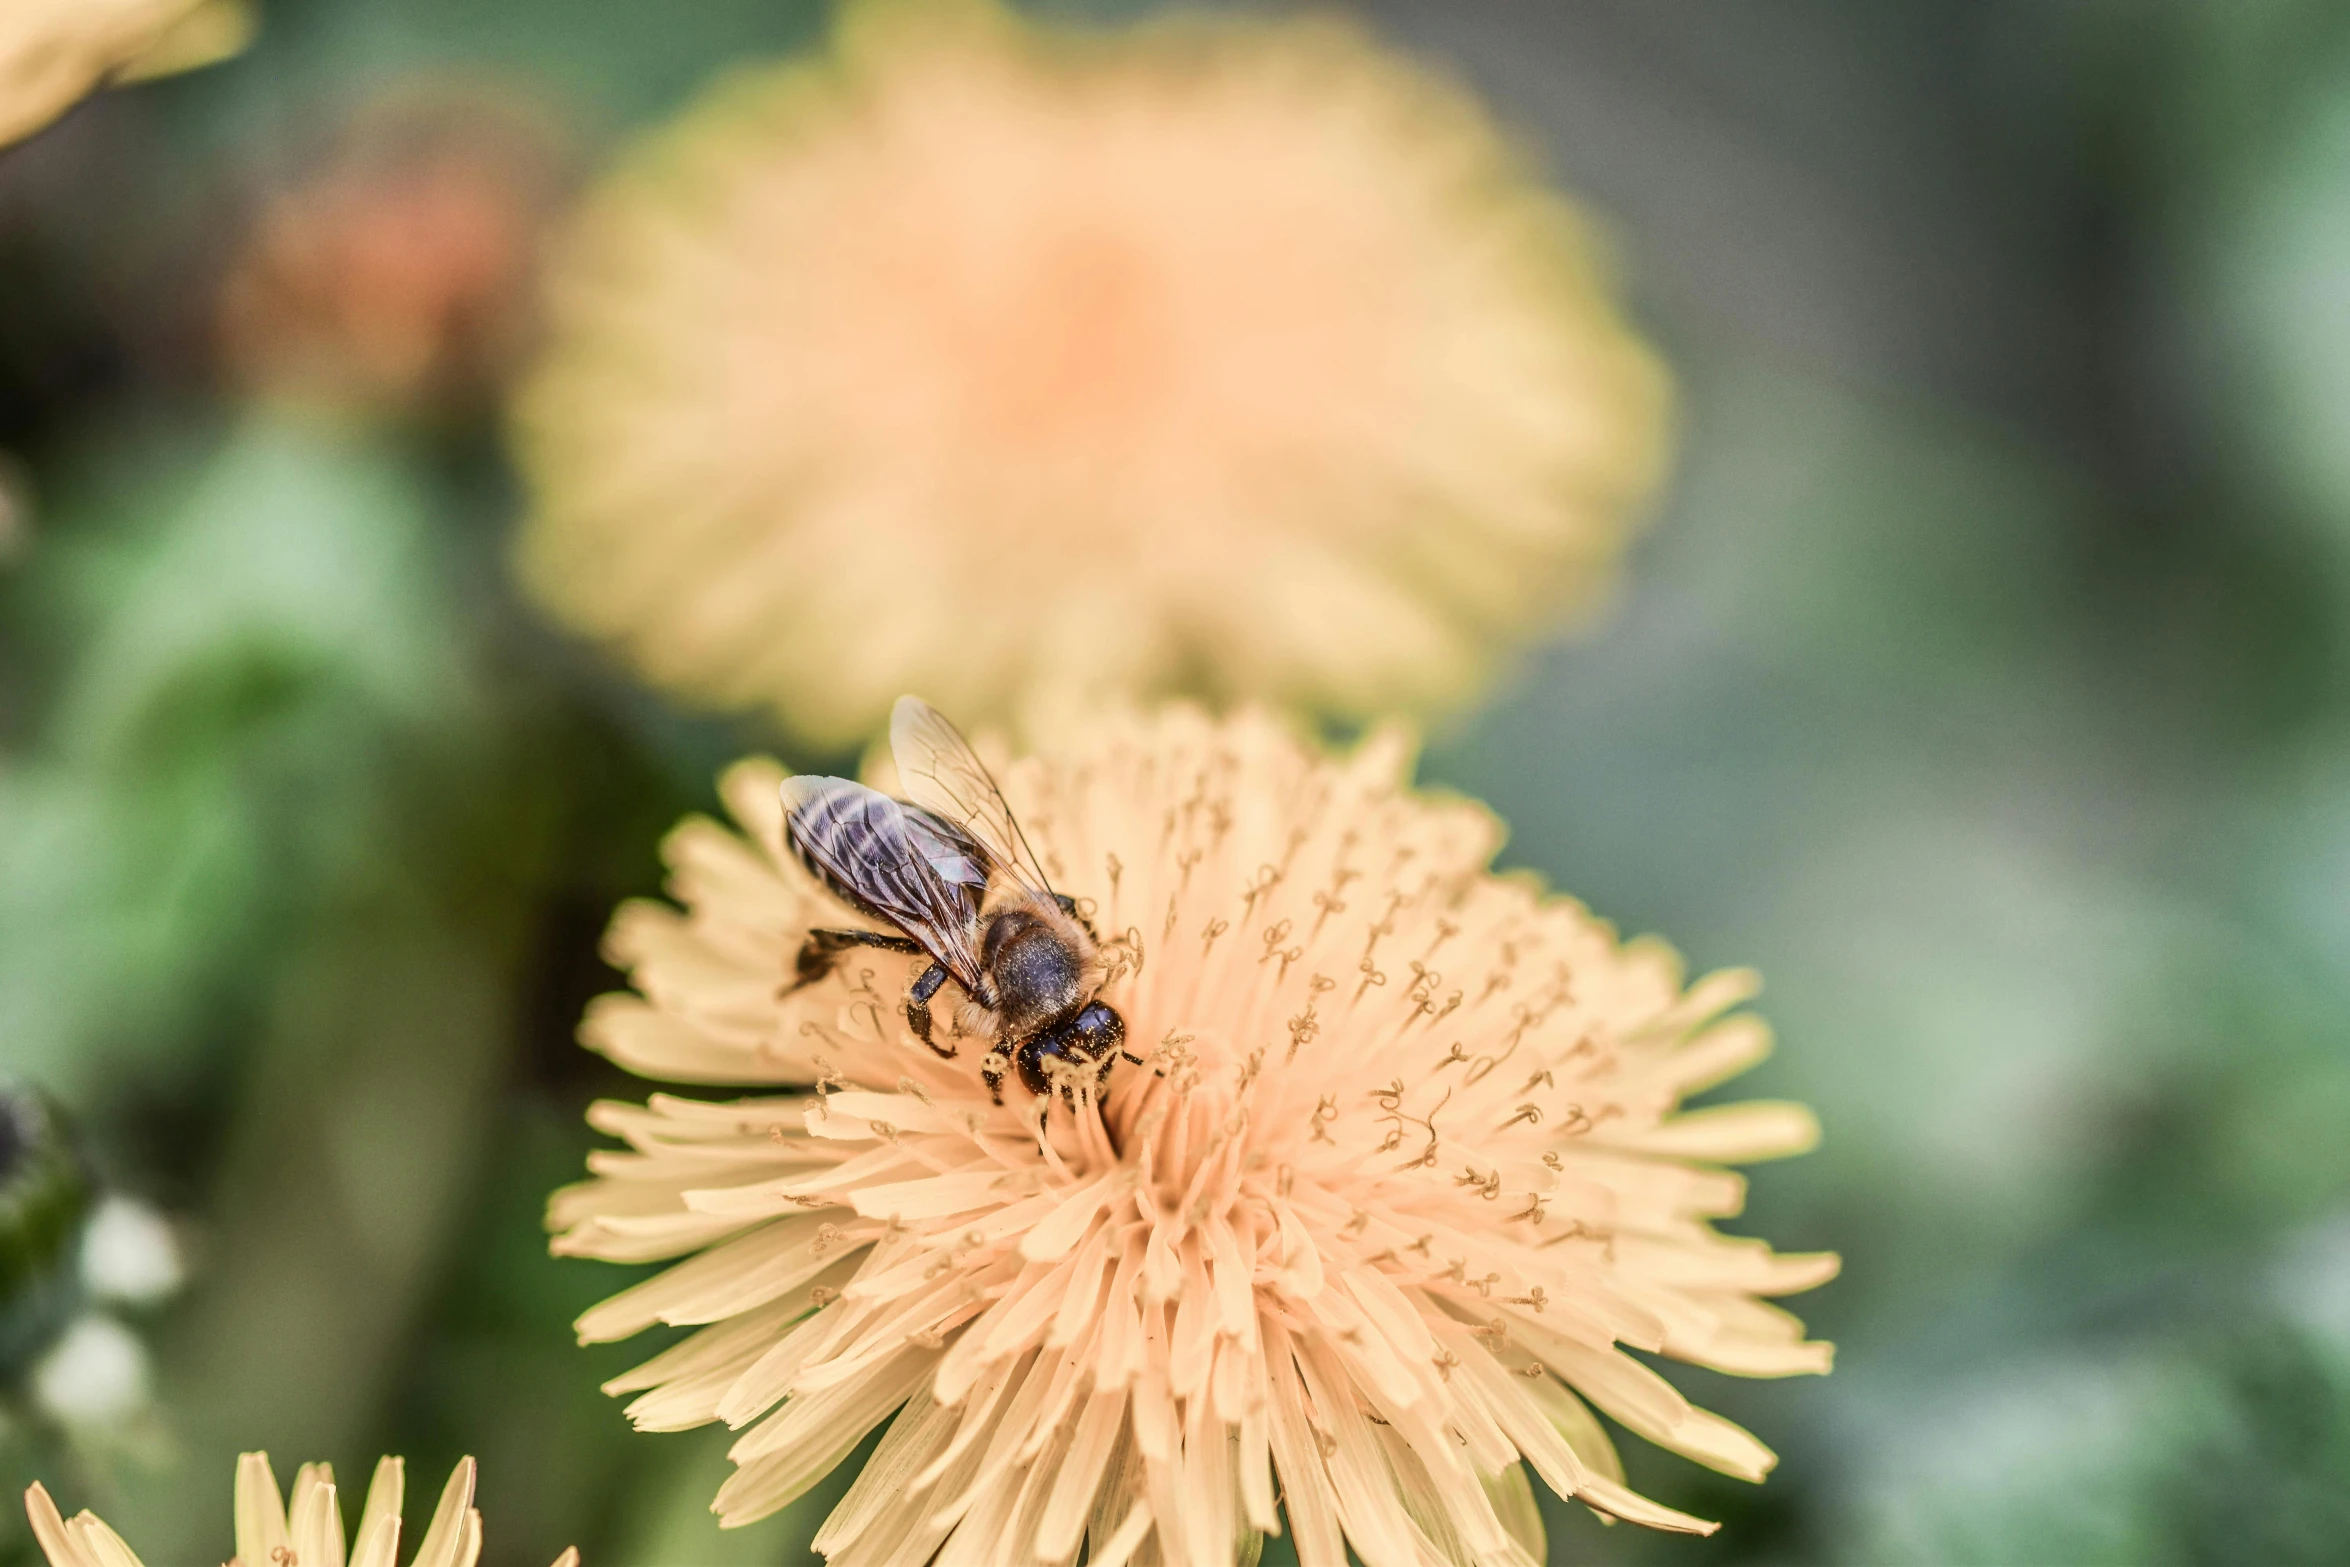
[0,0,252,149]
[552,705,1831,1558]
[24,1453,578,1567]
[516,0,1669,746]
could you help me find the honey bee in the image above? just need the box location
[780,696,1129,1103]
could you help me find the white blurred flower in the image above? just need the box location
[78,1197,183,1307]
[2274,1214,2350,1358]
[30,1316,149,1429]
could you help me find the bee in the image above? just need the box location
[779,696,1129,1103]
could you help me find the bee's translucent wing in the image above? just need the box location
[779,774,989,993]
[889,696,1060,903]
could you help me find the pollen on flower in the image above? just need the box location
[552,706,1835,1565]
[514,0,1671,746]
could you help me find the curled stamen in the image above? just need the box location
[1286,1006,1322,1062]
[1240,865,1284,921]
[1424,919,1461,960]
[1310,889,1349,938]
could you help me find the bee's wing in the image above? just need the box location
[889,696,1061,904]
[780,774,989,993]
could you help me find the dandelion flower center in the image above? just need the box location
[554,707,1834,1565]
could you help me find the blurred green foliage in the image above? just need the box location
[3,1,2350,1564]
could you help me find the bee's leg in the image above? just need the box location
[982,1048,1010,1105]
[1053,893,1104,944]
[786,928,925,994]
[906,962,956,1058]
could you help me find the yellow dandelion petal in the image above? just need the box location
[0,0,253,149]
[515,0,1670,746]
[554,704,1834,1562]
[21,1455,576,1567]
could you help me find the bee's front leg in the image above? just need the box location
[906,962,956,1058]
[981,1047,1011,1104]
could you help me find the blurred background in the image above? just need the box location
[4,1,2350,1563]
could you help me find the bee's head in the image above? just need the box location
[1063,1001,1125,1063]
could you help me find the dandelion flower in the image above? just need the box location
[552,705,1835,1561]
[1,0,252,149]
[515,0,1670,747]
[23,1452,579,1567]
